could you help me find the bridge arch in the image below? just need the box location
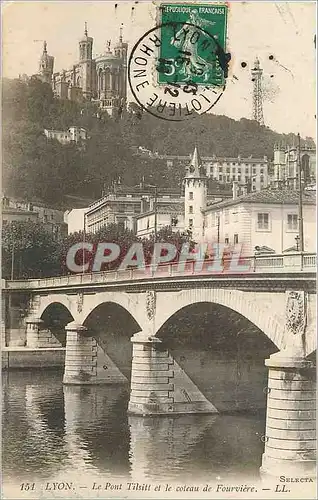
[154,289,285,350]
[38,296,75,320]
[39,301,75,346]
[80,297,144,379]
[78,291,147,332]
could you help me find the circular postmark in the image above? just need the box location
[128,21,230,121]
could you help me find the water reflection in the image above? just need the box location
[63,384,131,478]
[3,371,265,488]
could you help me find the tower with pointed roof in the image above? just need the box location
[184,146,207,241]
[78,23,94,99]
[38,41,54,84]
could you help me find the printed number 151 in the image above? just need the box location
[20,483,35,491]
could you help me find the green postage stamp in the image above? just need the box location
[158,3,228,87]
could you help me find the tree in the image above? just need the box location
[59,224,140,274]
[2,221,60,279]
[142,226,196,265]
[59,224,196,276]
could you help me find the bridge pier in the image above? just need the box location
[128,332,217,416]
[26,317,62,348]
[261,347,316,479]
[63,321,127,385]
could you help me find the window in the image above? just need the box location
[224,210,229,224]
[245,168,249,173]
[238,176,241,182]
[287,214,298,231]
[245,176,249,183]
[225,237,229,244]
[189,206,193,214]
[189,192,193,200]
[232,167,236,173]
[233,175,236,181]
[260,168,264,174]
[253,168,256,174]
[257,213,269,230]
[234,234,239,244]
[219,175,223,181]
[237,168,241,173]
[219,167,223,172]
[226,167,230,173]
[189,218,193,227]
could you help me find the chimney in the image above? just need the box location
[232,181,239,200]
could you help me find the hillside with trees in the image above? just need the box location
[2,77,315,208]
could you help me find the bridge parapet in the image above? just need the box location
[4,252,316,290]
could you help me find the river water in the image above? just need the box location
[2,369,268,498]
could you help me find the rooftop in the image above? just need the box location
[203,188,316,212]
[136,204,183,219]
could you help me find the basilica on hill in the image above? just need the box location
[37,24,128,117]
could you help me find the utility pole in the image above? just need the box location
[154,186,158,243]
[82,213,86,274]
[217,214,220,243]
[297,133,304,252]
[11,239,15,281]
[145,183,158,242]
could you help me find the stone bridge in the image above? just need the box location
[2,252,317,478]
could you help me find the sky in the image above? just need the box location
[2,1,316,138]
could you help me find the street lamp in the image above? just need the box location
[297,133,304,252]
[82,212,87,274]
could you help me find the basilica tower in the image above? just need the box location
[79,23,94,99]
[184,146,207,242]
[38,41,54,84]
[114,26,128,104]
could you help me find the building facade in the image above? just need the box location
[203,189,316,254]
[84,186,185,235]
[272,143,316,189]
[37,25,128,117]
[161,153,269,192]
[136,206,184,238]
[44,126,87,145]
[83,168,231,238]
[65,208,89,235]
[2,197,67,239]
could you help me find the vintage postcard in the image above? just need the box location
[1,1,316,499]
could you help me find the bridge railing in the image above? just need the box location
[4,252,316,289]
